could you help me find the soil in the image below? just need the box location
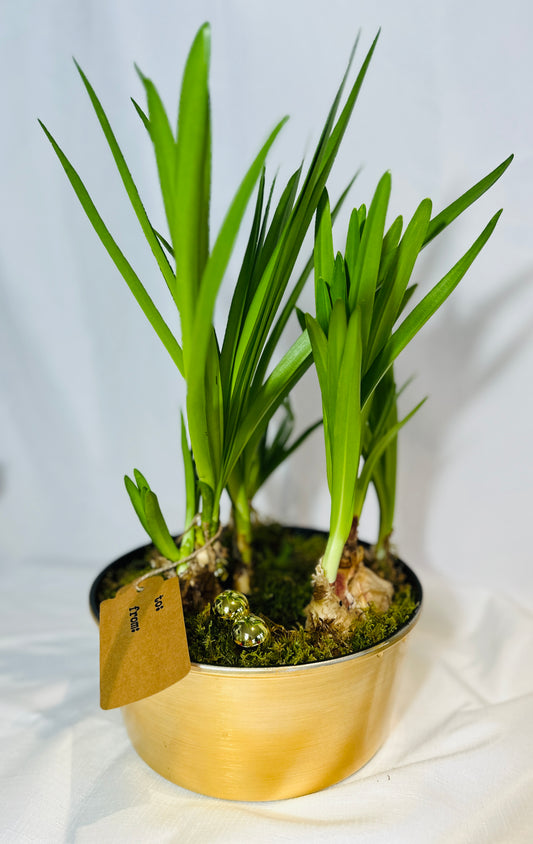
[92,523,420,668]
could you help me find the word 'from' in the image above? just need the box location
[128,596,164,632]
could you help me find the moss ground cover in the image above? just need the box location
[96,523,418,667]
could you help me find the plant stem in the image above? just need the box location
[232,483,253,568]
[199,482,217,539]
[322,532,349,584]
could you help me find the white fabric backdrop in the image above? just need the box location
[1,1,532,840]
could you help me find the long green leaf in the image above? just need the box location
[180,414,197,557]
[254,167,301,283]
[305,315,329,401]
[349,171,391,349]
[256,171,360,387]
[173,23,212,362]
[345,206,361,289]
[247,406,322,498]
[39,120,184,374]
[316,276,333,333]
[424,155,513,245]
[327,300,348,439]
[131,97,151,136]
[219,169,267,398]
[367,197,432,365]
[137,70,178,241]
[186,118,287,488]
[192,119,287,378]
[318,32,380,185]
[323,308,362,582]
[362,210,503,405]
[223,331,312,487]
[229,35,378,416]
[354,397,426,515]
[315,190,335,296]
[203,329,224,479]
[74,61,179,308]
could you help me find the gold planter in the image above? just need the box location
[90,531,422,801]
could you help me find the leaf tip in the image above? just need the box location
[198,21,211,41]
[134,62,146,83]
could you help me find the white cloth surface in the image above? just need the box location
[1,560,532,843]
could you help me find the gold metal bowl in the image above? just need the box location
[90,530,422,801]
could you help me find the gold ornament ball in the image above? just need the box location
[212,590,250,620]
[232,614,270,648]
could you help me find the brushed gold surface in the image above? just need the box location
[122,621,418,801]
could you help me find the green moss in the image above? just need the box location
[97,524,419,667]
[184,524,418,667]
[185,583,416,667]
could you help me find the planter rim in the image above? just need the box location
[89,525,423,674]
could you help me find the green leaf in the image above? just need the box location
[319,32,380,184]
[370,369,400,546]
[345,207,361,292]
[137,70,178,241]
[376,215,403,288]
[348,171,391,350]
[306,314,333,490]
[327,300,348,437]
[143,489,180,561]
[424,155,513,245]
[186,118,287,489]
[219,169,267,397]
[39,119,184,375]
[296,307,307,331]
[316,276,333,334]
[256,172,360,387]
[231,34,379,411]
[331,252,347,303]
[133,468,150,490]
[382,215,403,255]
[180,414,197,557]
[224,331,313,485]
[362,210,503,405]
[74,61,179,308]
[245,399,322,498]
[315,189,335,292]
[354,398,426,515]
[191,119,287,379]
[204,329,225,477]
[172,23,212,359]
[255,167,301,283]
[124,474,150,534]
[154,228,174,258]
[305,315,329,400]
[125,470,180,561]
[367,197,432,365]
[180,415,197,519]
[322,308,362,582]
[398,284,417,316]
[131,97,151,136]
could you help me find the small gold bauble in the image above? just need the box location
[232,614,270,648]
[212,590,250,620]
